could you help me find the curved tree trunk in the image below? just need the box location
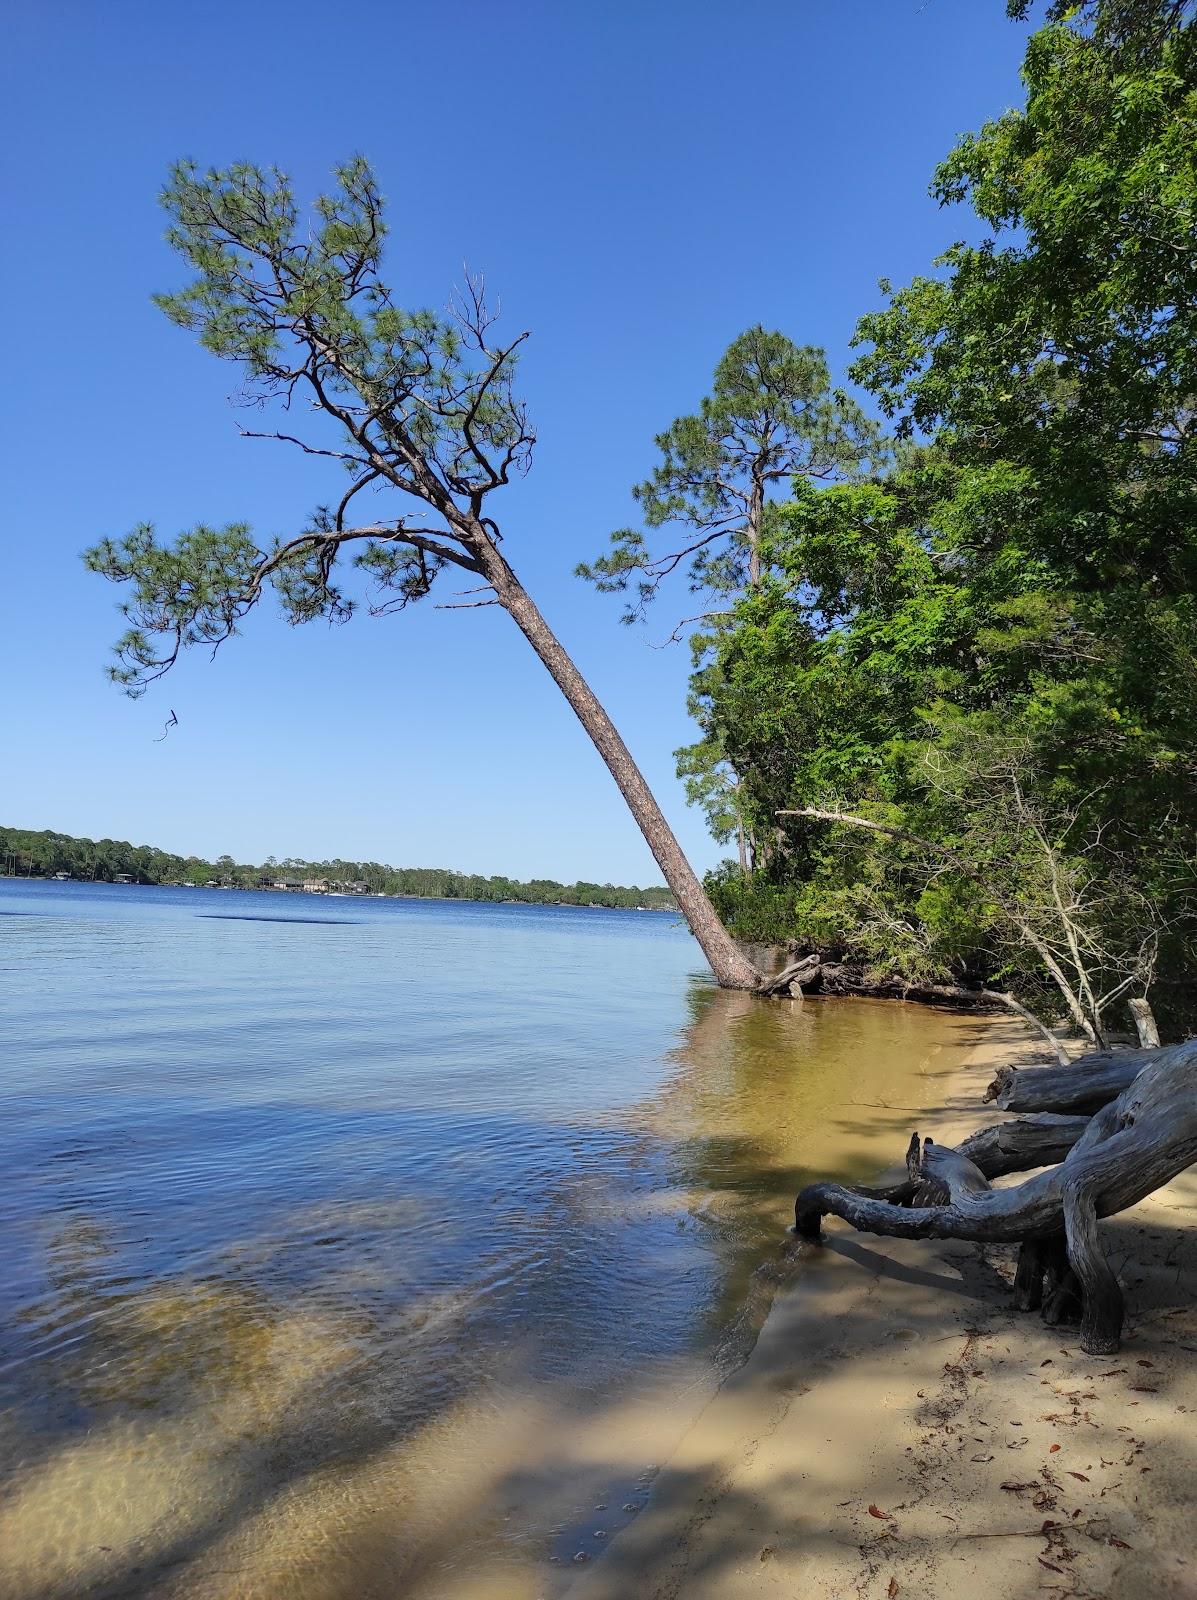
[494,572,763,991]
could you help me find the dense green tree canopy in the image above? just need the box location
[686,0,1197,1035]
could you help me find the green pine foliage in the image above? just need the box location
[82,157,534,694]
[578,326,881,623]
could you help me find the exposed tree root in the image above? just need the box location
[793,1039,1197,1353]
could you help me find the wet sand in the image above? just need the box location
[567,1021,1197,1600]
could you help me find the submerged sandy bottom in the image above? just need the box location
[0,958,988,1600]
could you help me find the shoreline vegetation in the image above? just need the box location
[0,825,677,911]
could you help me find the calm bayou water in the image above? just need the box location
[0,880,983,1599]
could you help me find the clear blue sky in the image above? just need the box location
[1,1,1030,884]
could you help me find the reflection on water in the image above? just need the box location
[650,984,983,1354]
[0,881,983,1599]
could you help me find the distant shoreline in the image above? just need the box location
[0,823,678,914]
[0,875,680,914]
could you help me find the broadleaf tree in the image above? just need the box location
[83,159,763,991]
[685,0,1197,1033]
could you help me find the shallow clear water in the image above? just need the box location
[0,879,984,1599]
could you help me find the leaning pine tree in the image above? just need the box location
[84,159,763,991]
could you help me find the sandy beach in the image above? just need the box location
[567,1019,1197,1600]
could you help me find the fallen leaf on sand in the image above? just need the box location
[1038,1557,1065,1573]
[1050,1443,1061,1452]
[868,1505,890,1520]
[888,1579,900,1598]
[1068,1471,1090,1482]
[1110,1536,1132,1549]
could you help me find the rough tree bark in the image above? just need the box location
[494,569,763,991]
[848,1115,1091,1209]
[1129,997,1161,1048]
[759,953,822,998]
[957,1113,1093,1179]
[982,1050,1153,1113]
[793,1039,1197,1354]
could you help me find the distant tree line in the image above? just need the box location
[0,825,677,911]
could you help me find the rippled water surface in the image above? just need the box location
[0,880,984,1599]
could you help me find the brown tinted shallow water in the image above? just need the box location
[0,881,986,1599]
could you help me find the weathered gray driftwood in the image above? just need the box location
[983,1049,1154,1113]
[794,1040,1197,1354]
[1129,998,1162,1049]
[959,1113,1093,1178]
[759,954,822,998]
[852,1114,1091,1211]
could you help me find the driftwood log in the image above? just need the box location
[794,1039,1197,1354]
[982,1050,1152,1113]
[757,955,1075,1063]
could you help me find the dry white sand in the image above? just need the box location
[566,1020,1197,1600]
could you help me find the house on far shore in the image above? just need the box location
[302,878,329,894]
[270,879,304,892]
